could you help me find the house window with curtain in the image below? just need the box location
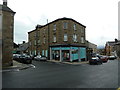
[73,34,77,42]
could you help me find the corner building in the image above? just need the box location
[28,17,87,62]
[0,0,15,67]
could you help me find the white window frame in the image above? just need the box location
[64,33,68,41]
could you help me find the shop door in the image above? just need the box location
[62,50,70,61]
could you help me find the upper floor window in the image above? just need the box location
[64,33,68,41]
[29,42,31,46]
[63,22,68,29]
[81,37,85,43]
[81,29,84,33]
[34,40,37,45]
[38,40,40,45]
[53,24,56,31]
[73,24,77,30]
[43,37,46,44]
[53,35,56,42]
[34,33,37,37]
[73,34,77,42]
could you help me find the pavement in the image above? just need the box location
[1,60,35,72]
[47,60,89,65]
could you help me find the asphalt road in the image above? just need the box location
[2,60,119,88]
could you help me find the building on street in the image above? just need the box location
[105,41,117,56]
[86,40,97,60]
[28,17,87,62]
[0,0,15,67]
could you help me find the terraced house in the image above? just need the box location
[28,17,87,62]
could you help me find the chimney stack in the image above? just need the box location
[3,0,7,6]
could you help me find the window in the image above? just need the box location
[43,37,46,44]
[53,24,56,31]
[38,40,40,45]
[34,33,37,37]
[81,29,84,33]
[81,37,85,43]
[34,50,36,56]
[64,33,68,41]
[63,22,68,29]
[38,31,40,36]
[34,40,36,45]
[73,24,77,30]
[42,50,44,56]
[73,34,77,42]
[53,35,56,42]
[29,42,31,45]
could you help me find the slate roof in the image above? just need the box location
[0,4,15,13]
[28,17,86,34]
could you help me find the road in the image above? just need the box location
[2,60,119,88]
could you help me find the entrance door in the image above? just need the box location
[62,50,70,61]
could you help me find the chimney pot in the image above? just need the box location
[3,0,7,6]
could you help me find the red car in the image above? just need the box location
[98,55,108,62]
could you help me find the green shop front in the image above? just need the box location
[50,45,86,62]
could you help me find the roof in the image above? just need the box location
[13,42,19,48]
[106,41,116,46]
[28,17,86,34]
[0,4,15,13]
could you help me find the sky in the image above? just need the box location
[0,0,119,47]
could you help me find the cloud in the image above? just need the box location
[4,0,118,46]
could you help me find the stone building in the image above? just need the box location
[105,41,117,56]
[86,41,97,60]
[0,0,15,67]
[28,17,87,62]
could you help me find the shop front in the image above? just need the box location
[50,46,86,62]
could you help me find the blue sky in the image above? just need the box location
[0,0,119,46]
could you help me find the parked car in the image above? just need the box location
[13,54,32,64]
[13,54,21,60]
[34,55,47,61]
[89,57,102,65]
[97,55,108,63]
[108,56,117,60]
